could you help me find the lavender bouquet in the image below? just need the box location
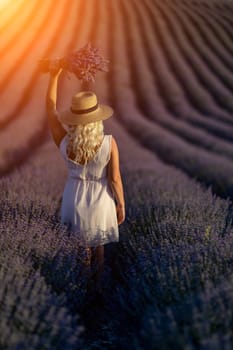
[39,43,109,82]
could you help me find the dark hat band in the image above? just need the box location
[70,103,99,115]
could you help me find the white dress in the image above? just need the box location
[59,134,119,247]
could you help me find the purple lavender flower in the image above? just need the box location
[61,43,109,82]
[39,43,109,82]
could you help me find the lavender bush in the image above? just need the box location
[131,0,233,148]
[165,1,233,90]
[140,0,233,128]
[97,170,233,349]
[151,1,233,114]
[108,0,233,200]
[120,0,233,164]
[1,135,232,348]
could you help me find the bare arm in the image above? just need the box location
[108,137,125,225]
[46,67,66,147]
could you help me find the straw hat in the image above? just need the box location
[58,91,113,125]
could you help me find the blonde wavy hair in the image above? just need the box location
[67,121,104,164]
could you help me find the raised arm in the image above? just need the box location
[46,67,67,147]
[108,137,125,225]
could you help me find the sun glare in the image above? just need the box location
[0,0,11,8]
[0,0,26,27]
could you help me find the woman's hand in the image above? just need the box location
[49,59,63,77]
[116,204,125,225]
[39,58,62,77]
[46,57,67,148]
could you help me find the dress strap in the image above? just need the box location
[59,134,112,164]
[59,135,67,161]
[106,134,112,163]
[93,134,111,165]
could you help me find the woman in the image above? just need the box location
[46,66,125,292]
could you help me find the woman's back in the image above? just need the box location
[59,134,112,181]
[59,133,119,247]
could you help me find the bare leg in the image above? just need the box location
[90,245,104,292]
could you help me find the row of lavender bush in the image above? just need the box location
[139,0,233,144]
[145,0,233,123]
[0,142,86,349]
[152,0,233,114]
[125,0,233,159]
[181,0,233,45]
[101,167,233,349]
[0,0,87,176]
[109,0,233,200]
[170,0,233,73]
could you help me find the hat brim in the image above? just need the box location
[58,104,113,125]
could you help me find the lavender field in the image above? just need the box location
[1,0,233,349]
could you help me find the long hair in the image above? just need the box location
[67,121,104,164]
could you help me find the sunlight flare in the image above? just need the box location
[0,0,11,8]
